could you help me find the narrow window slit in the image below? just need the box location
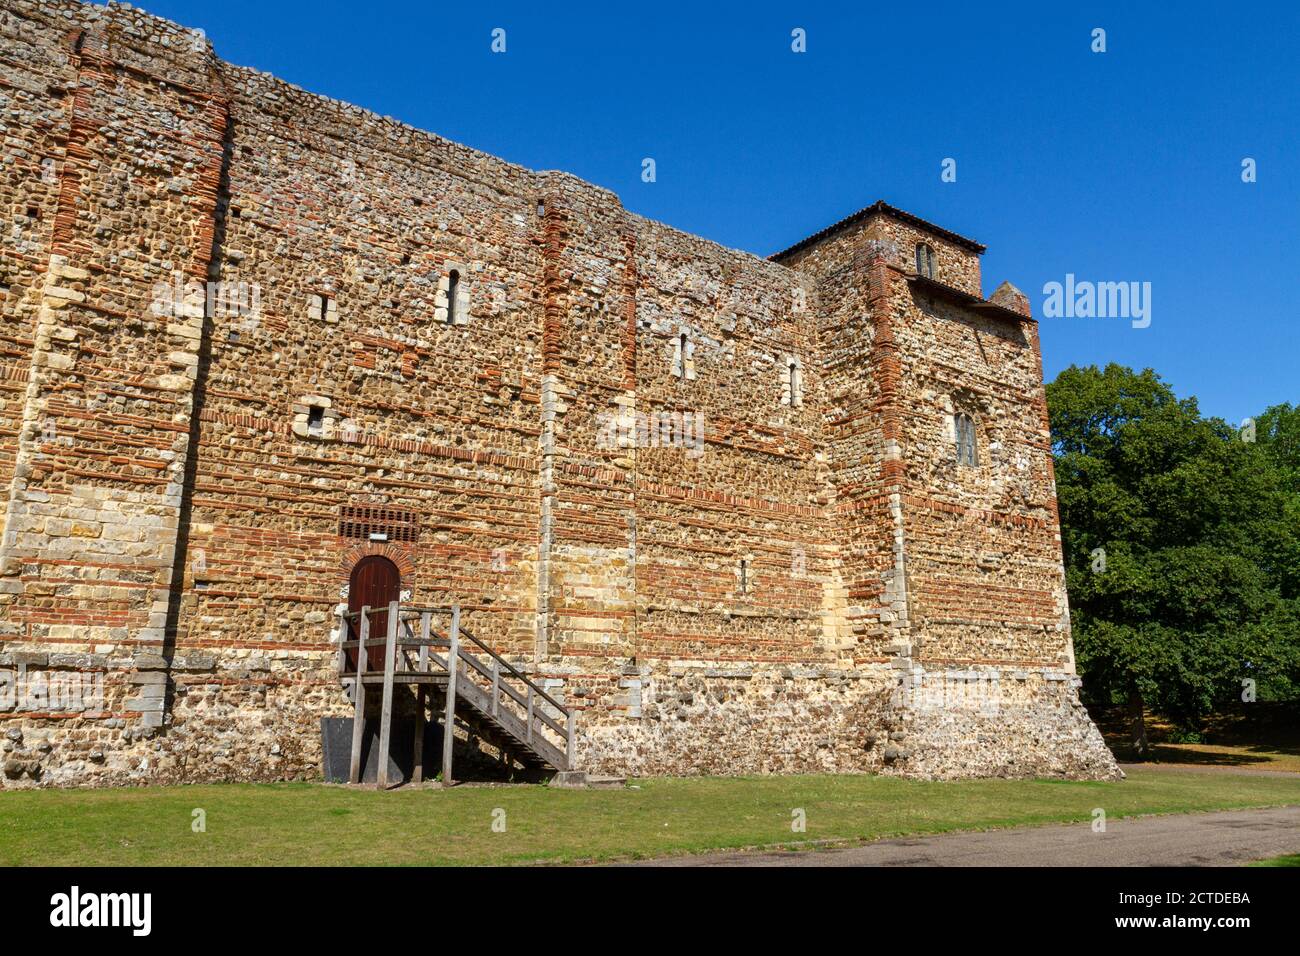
[915,243,936,279]
[447,269,460,324]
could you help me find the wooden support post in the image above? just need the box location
[441,604,460,786]
[347,607,370,785]
[413,686,426,784]
[527,686,534,744]
[491,660,500,717]
[334,607,347,677]
[376,600,399,789]
[567,709,576,771]
[413,610,431,784]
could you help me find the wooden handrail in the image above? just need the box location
[392,605,570,715]
[460,629,568,714]
[449,648,568,737]
[338,636,447,650]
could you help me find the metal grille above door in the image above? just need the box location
[338,505,420,543]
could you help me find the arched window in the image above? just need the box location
[446,269,460,325]
[915,243,936,279]
[955,413,977,466]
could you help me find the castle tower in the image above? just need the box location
[776,203,1117,778]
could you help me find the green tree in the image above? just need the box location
[1256,402,1300,495]
[1047,365,1300,755]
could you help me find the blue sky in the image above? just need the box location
[134,0,1297,424]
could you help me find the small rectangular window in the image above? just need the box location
[309,293,334,322]
[916,243,936,279]
[784,358,803,407]
[446,270,460,325]
[674,331,691,379]
[955,414,978,466]
[307,405,325,435]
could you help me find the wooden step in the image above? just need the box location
[446,669,570,770]
[420,677,569,771]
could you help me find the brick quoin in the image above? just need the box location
[0,0,1117,787]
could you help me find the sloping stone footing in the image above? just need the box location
[881,667,1122,780]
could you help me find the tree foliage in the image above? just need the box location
[1047,365,1300,748]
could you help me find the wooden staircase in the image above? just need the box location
[337,602,576,786]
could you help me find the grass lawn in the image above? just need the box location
[2,767,1300,866]
[1251,854,1300,867]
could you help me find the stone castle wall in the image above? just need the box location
[0,0,1118,787]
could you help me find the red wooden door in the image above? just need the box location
[347,556,400,671]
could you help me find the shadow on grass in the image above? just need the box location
[1110,744,1288,768]
[1097,701,1300,770]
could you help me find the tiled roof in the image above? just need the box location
[907,274,1035,325]
[769,200,987,261]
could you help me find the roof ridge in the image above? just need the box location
[770,200,986,260]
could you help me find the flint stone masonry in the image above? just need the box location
[0,0,1118,788]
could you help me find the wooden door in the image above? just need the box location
[347,555,400,671]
